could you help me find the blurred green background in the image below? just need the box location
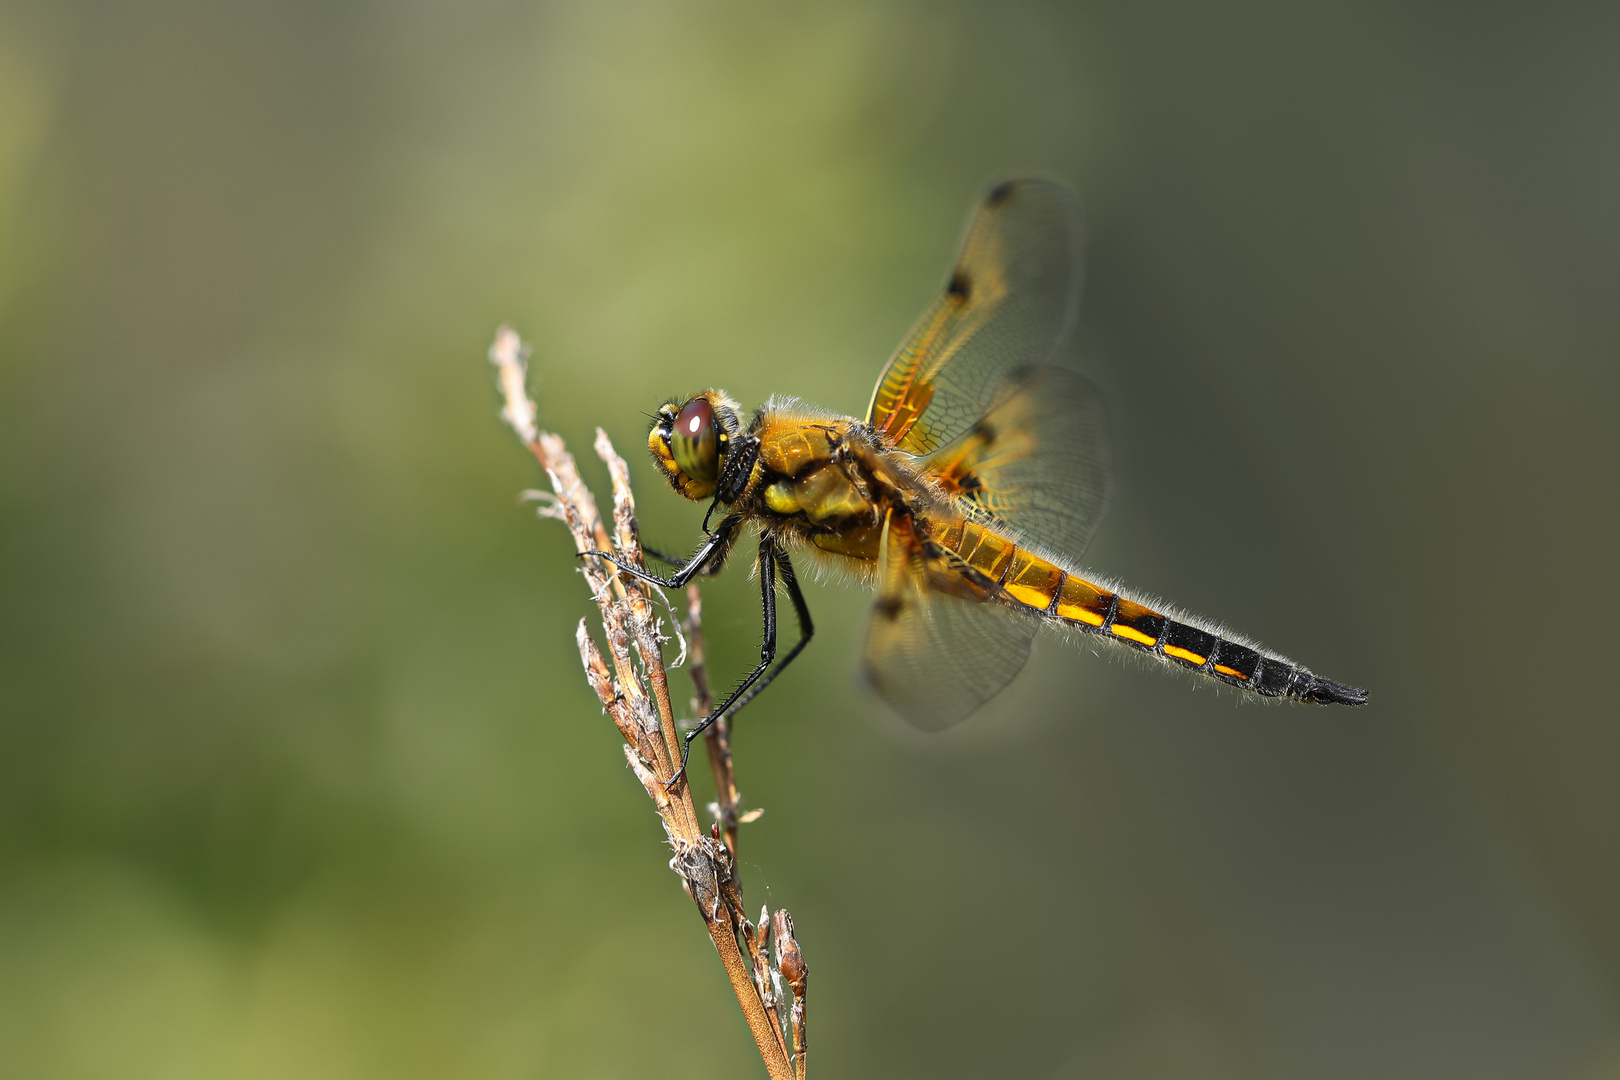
[1,1,1617,1077]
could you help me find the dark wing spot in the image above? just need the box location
[986,180,1018,207]
[874,596,904,621]
[947,271,972,300]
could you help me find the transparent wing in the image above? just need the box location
[861,510,1039,731]
[924,365,1112,560]
[866,179,1084,457]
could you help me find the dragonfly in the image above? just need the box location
[587,179,1366,775]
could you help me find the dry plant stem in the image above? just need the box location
[773,909,809,1080]
[683,521,776,1018]
[686,585,743,858]
[490,326,803,1080]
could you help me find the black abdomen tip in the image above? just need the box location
[1302,677,1369,706]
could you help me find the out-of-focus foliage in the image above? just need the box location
[0,1,1616,1077]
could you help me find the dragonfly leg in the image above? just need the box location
[720,541,814,717]
[640,545,685,568]
[668,536,813,788]
[642,542,731,578]
[580,514,740,588]
[635,544,719,569]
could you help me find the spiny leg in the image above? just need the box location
[668,538,776,783]
[580,514,740,589]
[668,537,810,786]
[721,542,814,717]
[583,522,813,785]
[642,541,730,577]
[641,545,687,568]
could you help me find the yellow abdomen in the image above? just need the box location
[932,518,1167,644]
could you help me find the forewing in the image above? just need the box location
[925,365,1113,560]
[866,179,1084,456]
[861,510,1038,731]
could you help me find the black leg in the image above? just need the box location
[721,543,814,717]
[643,542,728,577]
[581,514,739,589]
[641,545,685,568]
[668,537,815,785]
[666,539,778,785]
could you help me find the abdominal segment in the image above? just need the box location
[928,517,1338,701]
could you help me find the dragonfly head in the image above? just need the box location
[648,390,742,502]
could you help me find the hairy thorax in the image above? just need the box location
[744,407,924,562]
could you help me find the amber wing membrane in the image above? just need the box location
[923,365,1112,562]
[866,179,1084,457]
[862,509,1039,731]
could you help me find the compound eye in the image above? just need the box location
[670,398,720,483]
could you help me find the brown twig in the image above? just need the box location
[773,909,809,1080]
[491,326,806,1079]
[686,584,762,859]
